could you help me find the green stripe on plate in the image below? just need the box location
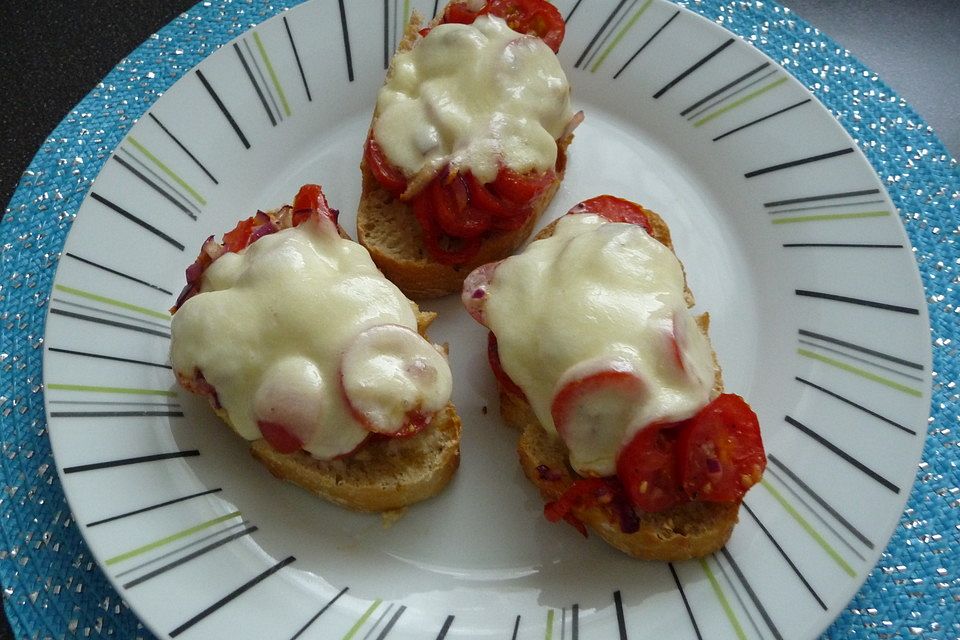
[253,32,291,117]
[545,609,555,640]
[47,383,177,397]
[772,210,890,225]
[341,600,382,640]
[798,348,923,396]
[761,479,857,577]
[105,511,242,565]
[54,285,170,320]
[590,0,654,72]
[699,558,748,640]
[127,135,207,205]
[693,76,789,127]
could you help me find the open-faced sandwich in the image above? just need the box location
[462,196,766,560]
[357,0,582,298]
[170,184,461,512]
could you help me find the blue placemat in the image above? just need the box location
[1,1,957,638]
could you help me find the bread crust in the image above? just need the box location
[356,10,574,298]
[502,206,740,561]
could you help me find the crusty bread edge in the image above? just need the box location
[505,206,739,561]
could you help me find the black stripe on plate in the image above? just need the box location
[768,454,876,548]
[575,0,629,68]
[799,329,924,370]
[783,242,903,249]
[49,308,171,339]
[582,0,639,70]
[783,416,900,493]
[613,591,627,640]
[565,0,584,23]
[432,0,440,19]
[168,555,296,637]
[50,410,182,418]
[798,339,925,383]
[63,449,200,474]
[680,61,770,116]
[668,563,703,640]
[52,297,170,331]
[64,252,173,295]
[234,42,277,126]
[510,615,521,640]
[795,376,917,436]
[88,488,222,528]
[123,525,258,590]
[653,37,734,99]
[764,188,881,208]
[720,548,783,640]
[113,154,197,220]
[434,615,454,640]
[741,502,827,610]
[376,605,406,640]
[283,16,311,101]
[337,0,355,82]
[196,69,250,149]
[713,98,811,142]
[745,147,854,178]
[795,289,919,315]
[289,587,350,640]
[571,603,579,640]
[767,198,885,215]
[47,346,171,370]
[613,9,679,80]
[89,192,184,250]
[244,38,284,122]
[148,113,219,185]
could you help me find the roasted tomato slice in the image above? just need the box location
[570,195,653,234]
[485,0,565,52]
[257,421,305,454]
[365,135,408,197]
[412,195,482,265]
[292,183,337,224]
[487,332,526,399]
[428,173,493,239]
[491,166,555,206]
[616,422,687,513]
[678,394,766,502]
[441,1,483,24]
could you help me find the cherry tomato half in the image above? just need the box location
[485,0,565,52]
[365,135,408,197]
[678,393,766,502]
[616,422,686,513]
[570,195,653,234]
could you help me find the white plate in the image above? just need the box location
[43,1,931,638]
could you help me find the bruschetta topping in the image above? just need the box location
[170,185,453,460]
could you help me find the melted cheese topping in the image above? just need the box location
[373,14,573,185]
[483,214,715,476]
[170,218,450,460]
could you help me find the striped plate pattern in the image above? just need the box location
[43,1,930,638]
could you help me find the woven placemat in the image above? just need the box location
[1,1,957,637]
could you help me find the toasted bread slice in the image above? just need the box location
[356,10,574,298]
[498,206,740,561]
[173,203,462,513]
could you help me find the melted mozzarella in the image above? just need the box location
[483,214,715,476]
[373,14,573,185]
[170,218,451,460]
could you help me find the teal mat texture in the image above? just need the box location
[1,0,957,638]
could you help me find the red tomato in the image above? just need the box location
[221,216,256,253]
[485,0,565,52]
[487,332,526,399]
[570,195,653,234]
[412,196,482,265]
[616,423,686,513]
[428,174,493,239]
[678,394,766,502]
[491,166,555,206]
[292,183,337,224]
[441,2,483,24]
[257,421,304,454]
[364,135,407,197]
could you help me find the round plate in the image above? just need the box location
[41,1,931,638]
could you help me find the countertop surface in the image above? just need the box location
[1,1,957,638]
